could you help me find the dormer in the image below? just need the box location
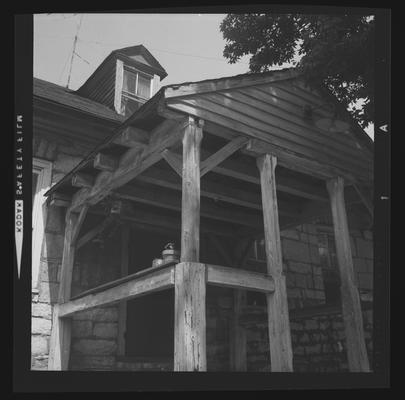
[76,45,167,117]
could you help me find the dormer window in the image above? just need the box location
[120,68,152,117]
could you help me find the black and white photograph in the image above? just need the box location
[13,8,390,391]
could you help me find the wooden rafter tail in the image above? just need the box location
[69,116,191,213]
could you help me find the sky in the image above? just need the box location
[33,13,373,139]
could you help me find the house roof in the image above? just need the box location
[44,67,374,201]
[34,77,125,123]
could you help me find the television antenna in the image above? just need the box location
[66,14,84,89]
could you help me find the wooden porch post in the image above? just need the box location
[117,224,130,356]
[257,154,293,372]
[229,237,253,371]
[48,208,85,370]
[174,117,206,371]
[326,176,370,372]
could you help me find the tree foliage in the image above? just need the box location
[220,14,374,128]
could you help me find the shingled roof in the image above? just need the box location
[34,77,125,123]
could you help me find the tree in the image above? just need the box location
[220,14,374,129]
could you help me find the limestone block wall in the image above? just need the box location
[31,135,100,370]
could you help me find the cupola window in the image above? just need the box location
[120,68,152,117]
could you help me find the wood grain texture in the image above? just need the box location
[69,117,189,212]
[230,290,247,371]
[93,153,118,172]
[257,154,293,372]
[114,59,124,113]
[48,210,78,370]
[47,305,71,370]
[206,264,274,292]
[174,262,207,371]
[117,225,130,356]
[162,149,182,177]
[327,177,370,372]
[181,118,203,262]
[200,136,248,177]
[58,266,175,317]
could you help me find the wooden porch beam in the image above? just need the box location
[134,167,300,217]
[326,176,370,372]
[71,205,89,245]
[247,139,360,183]
[69,117,190,212]
[162,149,182,177]
[114,183,265,228]
[76,215,117,250]
[206,264,274,292]
[257,154,293,372]
[112,126,149,148]
[200,136,249,177]
[58,266,175,318]
[89,203,237,238]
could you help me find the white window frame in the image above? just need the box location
[122,67,153,101]
[32,158,52,292]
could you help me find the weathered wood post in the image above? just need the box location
[229,237,252,371]
[326,176,370,372]
[117,224,130,356]
[174,117,207,371]
[48,210,78,370]
[257,154,293,372]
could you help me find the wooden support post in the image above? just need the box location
[117,225,130,356]
[326,177,370,372]
[257,154,293,372]
[174,118,206,371]
[48,209,80,370]
[230,290,247,371]
[229,237,253,371]
[174,262,207,371]
[180,117,203,262]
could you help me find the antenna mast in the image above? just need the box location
[66,14,83,89]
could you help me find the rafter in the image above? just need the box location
[68,117,191,213]
[200,136,249,177]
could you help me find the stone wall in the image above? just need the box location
[31,135,101,370]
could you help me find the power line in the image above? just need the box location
[76,37,250,65]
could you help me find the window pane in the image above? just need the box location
[137,74,151,99]
[123,70,137,94]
